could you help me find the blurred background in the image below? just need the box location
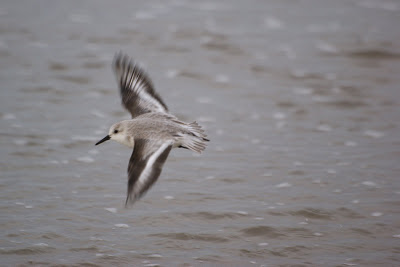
[0,0,399,266]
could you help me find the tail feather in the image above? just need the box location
[179,121,209,153]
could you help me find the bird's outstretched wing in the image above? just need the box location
[125,139,172,206]
[113,52,168,118]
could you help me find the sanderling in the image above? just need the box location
[96,52,209,206]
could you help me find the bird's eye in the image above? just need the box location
[114,129,118,134]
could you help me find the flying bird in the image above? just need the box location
[95,52,209,206]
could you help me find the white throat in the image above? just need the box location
[111,133,134,148]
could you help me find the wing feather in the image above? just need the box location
[125,139,172,206]
[113,52,168,118]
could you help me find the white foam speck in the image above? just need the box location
[393,234,400,238]
[316,124,332,132]
[275,182,292,188]
[352,199,360,204]
[29,41,48,48]
[250,113,260,120]
[312,95,333,103]
[114,223,130,228]
[16,202,25,205]
[293,87,313,95]
[215,146,224,152]
[90,236,103,241]
[71,135,98,141]
[76,156,95,163]
[258,242,269,246]
[316,41,339,54]
[313,232,323,236]
[13,139,28,146]
[312,179,321,184]
[250,261,257,264]
[237,211,248,215]
[143,264,160,267]
[254,217,264,220]
[358,1,398,11]
[84,91,102,99]
[325,73,337,80]
[363,130,385,138]
[293,161,304,166]
[205,175,215,180]
[326,169,337,174]
[34,243,49,247]
[331,87,341,94]
[25,205,33,209]
[164,195,174,200]
[362,181,377,187]
[134,11,155,20]
[88,149,99,155]
[105,208,117,213]
[215,74,229,83]
[345,141,358,147]
[251,139,260,144]
[264,17,284,29]
[273,112,286,120]
[371,212,383,217]
[91,110,106,118]
[69,14,92,23]
[96,253,104,257]
[299,221,308,225]
[333,189,342,193]
[216,129,224,135]
[3,113,16,120]
[149,254,163,258]
[165,69,180,78]
[196,97,213,104]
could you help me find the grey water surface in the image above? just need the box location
[1,0,400,266]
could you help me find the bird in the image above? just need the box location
[95,52,209,206]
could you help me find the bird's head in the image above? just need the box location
[95,121,134,148]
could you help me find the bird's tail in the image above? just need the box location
[179,121,209,153]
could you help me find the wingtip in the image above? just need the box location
[124,195,137,208]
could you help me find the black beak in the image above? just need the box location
[95,135,110,146]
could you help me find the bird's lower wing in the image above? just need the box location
[126,140,172,206]
[113,52,168,118]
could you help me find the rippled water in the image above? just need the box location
[1,0,400,266]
